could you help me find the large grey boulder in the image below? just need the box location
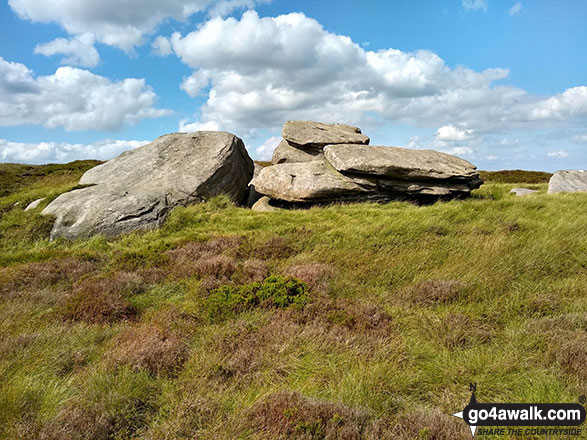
[324,144,480,181]
[272,140,324,164]
[548,170,587,194]
[43,131,254,239]
[282,121,369,150]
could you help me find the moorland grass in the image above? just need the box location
[0,162,585,439]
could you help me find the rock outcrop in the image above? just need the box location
[43,131,254,239]
[548,170,587,194]
[272,121,369,164]
[255,121,483,205]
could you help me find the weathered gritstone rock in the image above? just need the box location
[43,131,254,239]
[282,121,369,150]
[24,198,45,211]
[548,170,587,194]
[251,196,281,212]
[253,160,376,203]
[324,144,480,180]
[271,140,324,164]
[510,188,538,196]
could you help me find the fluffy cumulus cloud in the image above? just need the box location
[8,0,269,53]
[0,57,170,131]
[0,139,148,164]
[151,10,587,166]
[160,11,517,134]
[436,124,474,141]
[255,136,281,161]
[34,34,100,68]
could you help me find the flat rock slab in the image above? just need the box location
[272,140,324,164]
[43,131,253,239]
[282,121,369,150]
[510,188,538,196]
[548,170,587,194]
[324,144,480,181]
[254,160,374,203]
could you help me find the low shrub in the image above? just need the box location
[244,391,388,440]
[206,276,309,320]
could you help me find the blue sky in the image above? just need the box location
[1,0,586,170]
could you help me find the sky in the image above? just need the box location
[0,0,586,171]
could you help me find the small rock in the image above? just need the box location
[251,196,280,212]
[25,198,46,211]
[510,188,538,196]
[548,170,587,194]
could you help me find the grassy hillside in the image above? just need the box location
[0,162,585,439]
[479,169,552,184]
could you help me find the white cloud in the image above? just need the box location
[486,155,498,161]
[156,10,587,161]
[509,2,522,16]
[162,11,526,137]
[462,0,488,12]
[529,86,587,121]
[255,136,280,161]
[547,150,569,158]
[34,34,99,68]
[178,119,222,132]
[573,134,587,144]
[0,139,148,164]
[0,57,170,131]
[8,0,270,52]
[436,124,474,141]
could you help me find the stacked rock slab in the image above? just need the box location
[256,121,483,205]
[271,121,370,164]
[43,131,254,239]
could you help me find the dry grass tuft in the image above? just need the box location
[295,295,395,339]
[551,333,587,381]
[107,308,190,376]
[390,408,470,440]
[244,391,389,439]
[253,236,295,260]
[38,403,116,440]
[59,272,145,324]
[167,236,241,279]
[240,258,269,283]
[405,280,466,306]
[429,314,494,349]
[0,258,96,298]
[284,263,334,293]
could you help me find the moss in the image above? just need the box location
[206,275,309,320]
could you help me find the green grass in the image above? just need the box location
[0,162,586,439]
